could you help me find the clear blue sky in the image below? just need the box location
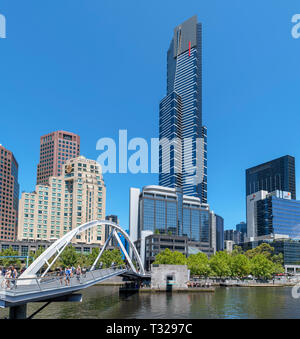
[1,0,300,231]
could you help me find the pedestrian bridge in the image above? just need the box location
[0,220,149,316]
[0,267,146,309]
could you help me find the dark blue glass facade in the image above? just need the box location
[216,215,224,252]
[159,16,207,203]
[236,222,247,235]
[257,196,300,238]
[139,187,210,244]
[246,155,296,200]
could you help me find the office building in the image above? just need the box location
[0,145,19,241]
[37,130,80,185]
[246,190,269,239]
[210,212,224,253]
[246,155,296,200]
[105,215,119,247]
[18,156,105,244]
[255,190,300,239]
[159,16,207,203]
[236,222,247,236]
[129,186,213,260]
[246,190,300,240]
[224,229,243,245]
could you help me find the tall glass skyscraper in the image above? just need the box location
[159,16,207,203]
[246,155,296,200]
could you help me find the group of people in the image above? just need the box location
[57,265,86,286]
[187,281,212,288]
[0,266,20,289]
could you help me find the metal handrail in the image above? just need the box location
[0,267,126,296]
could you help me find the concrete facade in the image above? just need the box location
[247,190,268,239]
[224,240,234,253]
[18,156,106,245]
[151,264,190,289]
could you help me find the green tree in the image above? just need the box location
[250,254,278,280]
[100,249,124,268]
[58,245,79,268]
[76,253,89,268]
[271,253,284,266]
[245,243,274,260]
[209,251,232,278]
[153,248,187,265]
[87,248,100,267]
[28,246,45,266]
[230,254,251,278]
[187,252,210,277]
[0,247,21,268]
[231,246,243,257]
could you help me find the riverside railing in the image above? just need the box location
[0,267,125,298]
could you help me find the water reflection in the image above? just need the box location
[1,286,300,319]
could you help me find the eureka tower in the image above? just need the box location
[159,16,207,203]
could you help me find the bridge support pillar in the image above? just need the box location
[9,304,27,319]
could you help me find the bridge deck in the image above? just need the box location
[0,268,128,308]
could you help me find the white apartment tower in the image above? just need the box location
[18,156,106,245]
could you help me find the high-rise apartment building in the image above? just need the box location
[159,16,207,203]
[246,155,296,200]
[19,156,105,244]
[37,131,80,185]
[0,145,19,241]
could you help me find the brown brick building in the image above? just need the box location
[0,145,19,241]
[37,131,80,185]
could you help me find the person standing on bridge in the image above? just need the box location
[1,267,7,289]
[10,266,18,290]
[58,267,64,285]
[76,265,82,283]
[64,267,71,286]
[4,267,11,289]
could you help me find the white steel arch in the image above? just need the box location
[20,220,145,279]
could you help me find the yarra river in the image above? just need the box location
[1,286,300,319]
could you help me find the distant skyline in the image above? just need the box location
[1,1,300,231]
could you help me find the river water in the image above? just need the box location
[1,286,300,319]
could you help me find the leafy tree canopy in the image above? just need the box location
[153,248,187,266]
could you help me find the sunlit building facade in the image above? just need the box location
[0,145,19,241]
[18,156,106,244]
[159,16,207,203]
[37,130,80,185]
[129,186,212,254]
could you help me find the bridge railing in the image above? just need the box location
[0,267,125,297]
